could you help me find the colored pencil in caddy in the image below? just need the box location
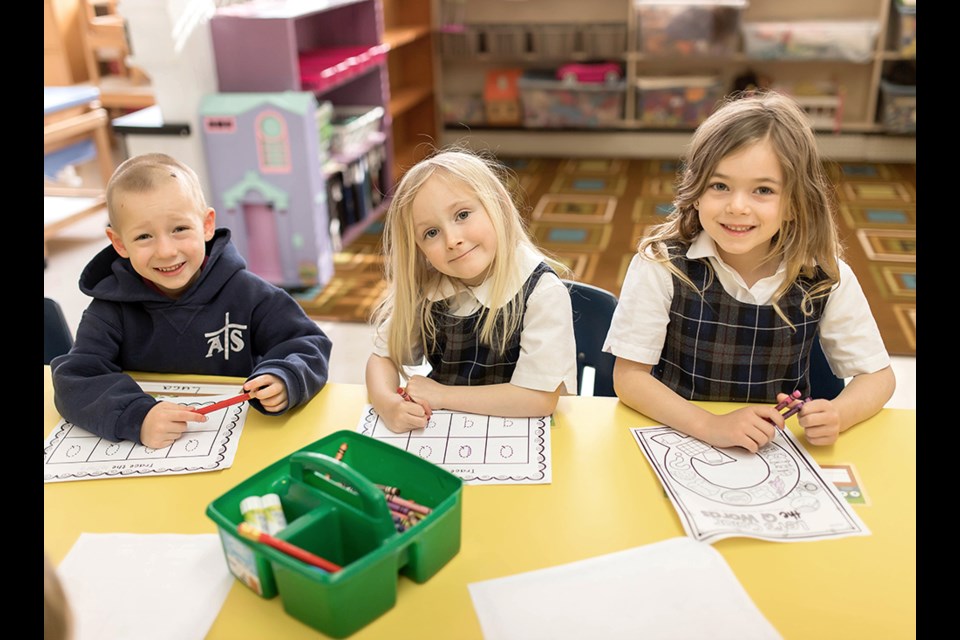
[206,430,463,638]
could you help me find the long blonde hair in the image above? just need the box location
[639,90,842,323]
[372,148,563,372]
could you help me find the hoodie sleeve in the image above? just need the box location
[50,301,157,444]
[245,285,332,415]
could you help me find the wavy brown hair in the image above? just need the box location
[639,90,842,325]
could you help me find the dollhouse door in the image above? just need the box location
[240,202,283,284]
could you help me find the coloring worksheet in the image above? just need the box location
[44,381,249,483]
[631,426,870,544]
[357,405,551,485]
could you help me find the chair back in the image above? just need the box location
[809,337,846,400]
[44,298,74,365]
[564,281,618,397]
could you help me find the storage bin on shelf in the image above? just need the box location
[206,430,463,638]
[531,23,581,58]
[635,75,723,128]
[439,24,477,58]
[443,93,486,126]
[772,82,844,131]
[634,0,747,57]
[314,100,334,162]
[329,106,384,156]
[893,0,916,58]
[475,23,530,57]
[741,20,880,62]
[581,23,629,58]
[519,70,626,128]
[879,79,916,133]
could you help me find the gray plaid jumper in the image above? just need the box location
[425,263,554,386]
[653,253,829,403]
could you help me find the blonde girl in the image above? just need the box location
[366,149,578,432]
[604,91,895,452]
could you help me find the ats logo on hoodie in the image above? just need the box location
[204,312,248,360]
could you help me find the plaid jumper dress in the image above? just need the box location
[425,262,554,386]
[653,254,829,403]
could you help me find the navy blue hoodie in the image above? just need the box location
[51,229,332,444]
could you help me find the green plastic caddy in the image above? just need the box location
[206,430,463,637]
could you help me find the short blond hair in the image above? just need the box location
[105,153,207,229]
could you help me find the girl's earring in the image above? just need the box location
[693,201,700,210]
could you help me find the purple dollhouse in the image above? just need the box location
[200,92,334,290]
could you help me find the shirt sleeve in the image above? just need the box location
[510,273,579,395]
[602,251,674,365]
[818,259,892,379]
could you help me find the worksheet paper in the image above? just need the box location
[44,381,249,483]
[55,533,234,640]
[356,404,551,484]
[468,537,781,640]
[631,426,870,544]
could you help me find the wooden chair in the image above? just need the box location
[78,0,154,112]
[564,281,618,397]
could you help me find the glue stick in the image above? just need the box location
[240,496,268,532]
[261,493,288,535]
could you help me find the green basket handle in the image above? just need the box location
[289,451,395,539]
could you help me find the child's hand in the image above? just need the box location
[795,398,841,446]
[383,392,430,433]
[403,375,443,412]
[141,401,206,449]
[704,406,783,453]
[245,374,288,413]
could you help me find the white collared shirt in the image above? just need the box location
[374,244,578,394]
[603,233,891,379]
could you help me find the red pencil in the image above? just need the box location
[397,386,431,418]
[193,392,250,416]
[237,522,342,572]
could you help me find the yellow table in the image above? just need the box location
[43,367,916,639]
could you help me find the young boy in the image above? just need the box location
[51,153,333,449]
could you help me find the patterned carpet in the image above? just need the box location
[294,157,916,357]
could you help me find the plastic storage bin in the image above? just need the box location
[207,430,463,638]
[329,106,384,156]
[531,24,580,58]
[635,0,747,57]
[741,20,879,62]
[893,0,916,57]
[476,23,530,56]
[443,93,486,125]
[581,23,629,58]
[879,79,916,133]
[519,70,625,128]
[635,76,723,127]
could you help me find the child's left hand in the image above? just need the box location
[245,374,288,413]
[403,375,443,413]
[795,398,840,446]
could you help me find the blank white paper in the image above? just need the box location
[468,537,781,640]
[56,533,234,640]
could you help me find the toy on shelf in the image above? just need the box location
[200,92,335,291]
[556,62,623,86]
[484,69,523,126]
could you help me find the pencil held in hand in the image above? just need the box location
[193,392,250,416]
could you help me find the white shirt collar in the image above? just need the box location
[686,233,786,304]
[424,244,543,306]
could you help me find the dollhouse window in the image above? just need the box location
[255,111,292,173]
